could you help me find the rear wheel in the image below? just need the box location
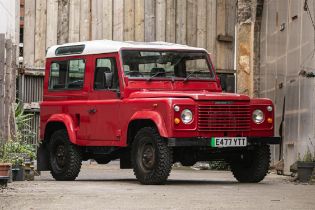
[230,145,270,183]
[131,127,173,185]
[49,129,82,181]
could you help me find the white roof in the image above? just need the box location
[46,40,207,58]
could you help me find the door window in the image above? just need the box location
[94,58,119,90]
[49,59,85,90]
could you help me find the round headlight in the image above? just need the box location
[181,109,193,124]
[252,109,264,124]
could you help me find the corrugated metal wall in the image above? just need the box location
[260,0,315,172]
[19,74,44,103]
[18,72,44,145]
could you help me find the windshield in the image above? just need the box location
[121,50,214,80]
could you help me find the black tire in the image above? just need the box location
[49,129,82,181]
[131,127,173,185]
[230,145,270,183]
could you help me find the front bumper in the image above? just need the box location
[167,137,281,147]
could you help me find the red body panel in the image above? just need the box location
[40,52,275,147]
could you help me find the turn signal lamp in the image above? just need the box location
[174,118,181,125]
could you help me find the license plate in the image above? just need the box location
[211,137,247,148]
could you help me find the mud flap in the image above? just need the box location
[37,143,50,171]
[120,149,132,169]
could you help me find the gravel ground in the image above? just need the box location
[1,161,315,210]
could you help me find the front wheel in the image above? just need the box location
[131,127,173,185]
[230,145,270,183]
[49,129,82,181]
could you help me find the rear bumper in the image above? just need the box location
[167,137,281,147]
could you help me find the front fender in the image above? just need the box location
[46,114,77,144]
[129,111,169,137]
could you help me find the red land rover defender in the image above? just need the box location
[38,40,280,184]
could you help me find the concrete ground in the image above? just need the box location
[0,161,315,210]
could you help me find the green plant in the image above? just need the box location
[14,102,36,142]
[0,102,36,166]
[0,140,36,166]
[298,146,315,162]
[303,149,313,162]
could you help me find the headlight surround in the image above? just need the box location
[181,109,193,124]
[252,109,264,124]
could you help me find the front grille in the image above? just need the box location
[198,104,251,132]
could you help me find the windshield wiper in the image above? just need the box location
[183,70,202,82]
[147,71,164,81]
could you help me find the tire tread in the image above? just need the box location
[230,145,270,183]
[131,127,172,185]
[50,129,82,181]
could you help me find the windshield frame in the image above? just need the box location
[119,48,216,82]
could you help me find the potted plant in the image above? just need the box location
[0,103,36,182]
[0,140,36,181]
[297,148,315,182]
[0,162,11,186]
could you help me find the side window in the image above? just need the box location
[94,58,119,90]
[49,59,85,90]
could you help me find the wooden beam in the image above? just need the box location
[113,0,124,41]
[206,0,217,63]
[92,0,103,40]
[144,0,155,41]
[69,0,81,42]
[156,0,166,41]
[46,0,58,48]
[23,0,35,68]
[102,0,113,40]
[175,0,186,44]
[186,0,197,47]
[0,34,5,141]
[34,0,47,68]
[4,39,12,142]
[197,0,207,49]
[134,0,144,41]
[165,0,175,43]
[9,45,17,138]
[80,0,91,41]
[124,0,135,41]
[225,0,236,70]
[216,0,227,70]
[57,0,70,44]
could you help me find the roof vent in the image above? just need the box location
[55,45,85,56]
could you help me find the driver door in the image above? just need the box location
[86,54,122,142]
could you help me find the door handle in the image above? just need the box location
[88,108,97,114]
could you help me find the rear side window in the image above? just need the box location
[49,59,85,90]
